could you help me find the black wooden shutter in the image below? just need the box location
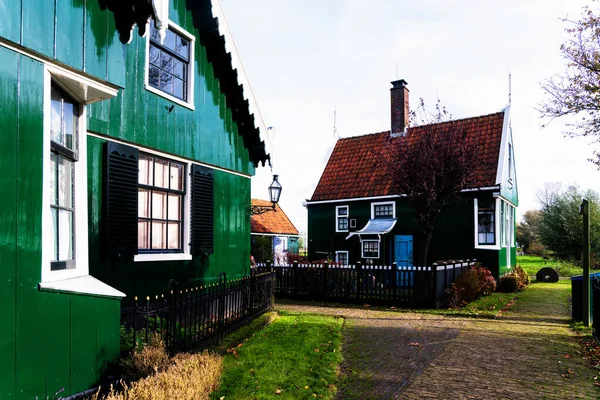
[106,141,139,257]
[191,164,214,255]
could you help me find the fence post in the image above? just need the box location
[322,261,329,299]
[391,262,397,301]
[250,267,255,315]
[293,261,299,296]
[219,273,226,344]
[356,261,362,299]
[431,263,438,308]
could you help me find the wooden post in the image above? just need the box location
[293,261,299,296]
[431,263,438,308]
[356,261,362,299]
[322,261,329,298]
[391,262,397,301]
[582,199,591,327]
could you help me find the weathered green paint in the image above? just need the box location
[45,293,71,397]
[0,46,19,399]
[0,0,22,43]
[56,0,85,69]
[22,0,54,58]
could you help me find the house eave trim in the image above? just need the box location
[251,233,300,237]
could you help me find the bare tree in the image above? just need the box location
[390,115,477,265]
[539,2,600,166]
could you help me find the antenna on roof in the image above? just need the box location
[508,71,512,106]
[333,103,340,140]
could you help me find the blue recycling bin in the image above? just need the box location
[570,272,600,322]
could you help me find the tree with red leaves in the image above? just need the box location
[390,120,477,266]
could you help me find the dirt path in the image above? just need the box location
[277,283,599,399]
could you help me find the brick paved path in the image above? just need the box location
[278,285,600,399]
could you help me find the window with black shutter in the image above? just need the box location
[191,164,214,255]
[106,142,139,257]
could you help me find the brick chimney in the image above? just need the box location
[390,79,409,135]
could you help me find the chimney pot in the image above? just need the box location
[391,79,409,134]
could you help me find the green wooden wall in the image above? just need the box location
[0,47,122,400]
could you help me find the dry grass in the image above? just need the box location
[91,333,222,400]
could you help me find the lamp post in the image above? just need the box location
[251,175,282,215]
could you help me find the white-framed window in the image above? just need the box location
[138,154,186,252]
[145,19,195,110]
[41,65,118,284]
[335,251,348,265]
[371,201,395,219]
[336,205,349,232]
[362,240,380,259]
[474,197,500,249]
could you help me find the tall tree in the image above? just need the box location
[516,210,543,253]
[539,2,600,166]
[390,120,476,265]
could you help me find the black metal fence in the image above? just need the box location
[593,276,600,341]
[256,260,474,308]
[123,269,274,353]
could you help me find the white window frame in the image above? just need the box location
[144,19,195,110]
[361,240,380,259]
[473,197,500,250]
[134,149,193,262]
[40,66,122,297]
[371,201,396,219]
[336,205,349,232]
[335,251,349,265]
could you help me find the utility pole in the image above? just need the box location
[580,198,591,327]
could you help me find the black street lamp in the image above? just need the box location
[251,174,282,215]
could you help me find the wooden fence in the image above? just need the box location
[122,269,274,353]
[256,260,475,308]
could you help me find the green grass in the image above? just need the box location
[210,311,343,400]
[517,255,583,278]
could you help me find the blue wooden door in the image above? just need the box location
[394,235,413,287]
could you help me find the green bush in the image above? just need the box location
[500,275,520,292]
[446,265,497,308]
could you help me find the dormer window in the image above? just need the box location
[145,20,195,109]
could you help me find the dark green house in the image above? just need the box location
[0,1,268,398]
[306,80,518,278]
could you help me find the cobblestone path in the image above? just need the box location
[277,284,599,399]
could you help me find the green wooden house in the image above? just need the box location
[0,1,268,398]
[306,80,518,278]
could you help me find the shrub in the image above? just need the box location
[120,333,170,381]
[446,265,497,308]
[93,351,222,400]
[514,265,530,288]
[500,274,520,292]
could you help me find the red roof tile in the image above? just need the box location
[250,199,300,235]
[311,111,505,201]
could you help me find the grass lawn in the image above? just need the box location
[210,311,343,400]
[517,255,583,278]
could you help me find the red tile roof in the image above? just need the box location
[251,199,300,235]
[310,111,505,201]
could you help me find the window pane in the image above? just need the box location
[164,29,176,51]
[176,36,189,58]
[173,59,184,79]
[479,233,486,243]
[152,221,167,249]
[63,100,77,152]
[139,155,153,185]
[160,51,172,70]
[167,222,180,249]
[150,22,160,42]
[154,158,169,188]
[170,163,183,190]
[338,207,347,216]
[173,78,184,100]
[51,208,58,261]
[488,233,495,244]
[50,153,57,205]
[168,193,181,220]
[58,157,73,209]
[50,88,62,145]
[159,70,172,94]
[152,191,167,219]
[139,188,150,218]
[148,64,160,88]
[138,221,150,249]
[58,210,73,260]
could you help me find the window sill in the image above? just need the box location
[145,85,195,111]
[474,244,501,250]
[134,253,193,262]
[39,275,126,299]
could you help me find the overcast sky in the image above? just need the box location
[220,0,598,234]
